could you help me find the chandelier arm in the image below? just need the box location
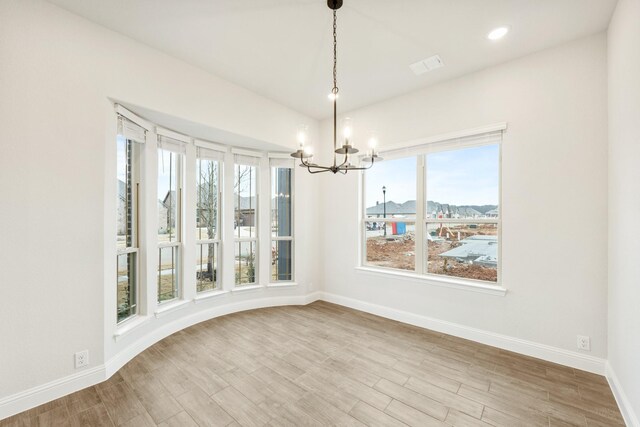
[335,153,350,169]
[309,168,332,174]
[299,156,313,168]
[338,155,376,172]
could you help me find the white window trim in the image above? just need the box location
[231,284,263,292]
[196,152,223,294]
[233,162,259,287]
[194,289,229,303]
[116,129,143,325]
[157,147,184,305]
[359,126,505,294]
[355,266,507,296]
[114,315,151,341]
[154,299,192,318]
[270,163,295,283]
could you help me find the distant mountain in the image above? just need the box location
[366,200,498,217]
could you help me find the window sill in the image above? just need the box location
[231,284,263,293]
[267,282,298,288]
[355,266,507,296]
[114,315,151,341]
[154,299,192,318]
[194,290,229,303]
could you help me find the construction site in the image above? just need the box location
[365,223,498,282]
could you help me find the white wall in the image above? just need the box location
[0,0,320,404]
[318,34,609,361]
[608,0,640,423]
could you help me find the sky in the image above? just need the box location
[365,144,499,208]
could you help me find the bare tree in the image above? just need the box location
[196,163,254,284]
[197,161,219,284]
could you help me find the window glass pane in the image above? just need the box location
[197,242,219,292]
[271,240,292,281]
[117,252,137,322]
[117,137,136,250]
[235,241,256,285]
[271,168,292,237]
[197,158,219,240]
[426,145,499,219]
[158,246,179,302]
[365,221,415,271]
[234,164,257,239]
[426,223,498,282]
[158,149,180,242]
[364,157,417,220]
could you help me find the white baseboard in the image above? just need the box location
[0,292,322,421]
[0,290,615,422]
[606,362,639,427]
[319,292,607,375]
[0,366,105,421]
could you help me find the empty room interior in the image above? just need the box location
[1,0,639,425]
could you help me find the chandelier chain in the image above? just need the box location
[333,9,338,93]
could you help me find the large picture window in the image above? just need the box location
[157,137,184,302]
[270,159,294,282]
[426,144,500,282]
[196,147,222,293]
[116,116,144,323]
[363,157,417,271]
[234,155,259,286]
[362,131,502,285]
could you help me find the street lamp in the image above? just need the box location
[382,186,387,236]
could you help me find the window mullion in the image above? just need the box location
[415,155,425,274]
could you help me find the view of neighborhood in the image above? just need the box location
[365,202,499,282]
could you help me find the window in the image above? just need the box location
[270,159,294,282]
[426,145,500,283]
[157,137,184,302]
[196,147,223,293]
[362,131,502,285]
[363,157,417,271]
[116,116,144,323]
[234,155,259,286]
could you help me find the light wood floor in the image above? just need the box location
[1,302,624,427]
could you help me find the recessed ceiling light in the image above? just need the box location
[488,26,509,41]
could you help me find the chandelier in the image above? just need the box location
[290,0,381,174]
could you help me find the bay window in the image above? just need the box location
[116,116,145,323]
[234,155,259,286]
[196,146,223,293]
[157,136,184,302]
[270,158,294,282]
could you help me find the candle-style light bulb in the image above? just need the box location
[342,117,353,141]
[296,124,308,148]
[368,135,378,157]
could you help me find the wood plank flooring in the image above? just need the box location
[0,302,624,426]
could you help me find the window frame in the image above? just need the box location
[116,126,142,325]
[233,161,259,287]
[270,164,295,283]
[157,145,184,304]
[195,150,223,293]
[360,132,503,289]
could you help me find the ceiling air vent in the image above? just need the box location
[410,55,444,75]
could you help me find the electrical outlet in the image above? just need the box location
[577,335,590,351]
[75,350,89,369]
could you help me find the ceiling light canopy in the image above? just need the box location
[488,26,510,40]
[291,0,381,174]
